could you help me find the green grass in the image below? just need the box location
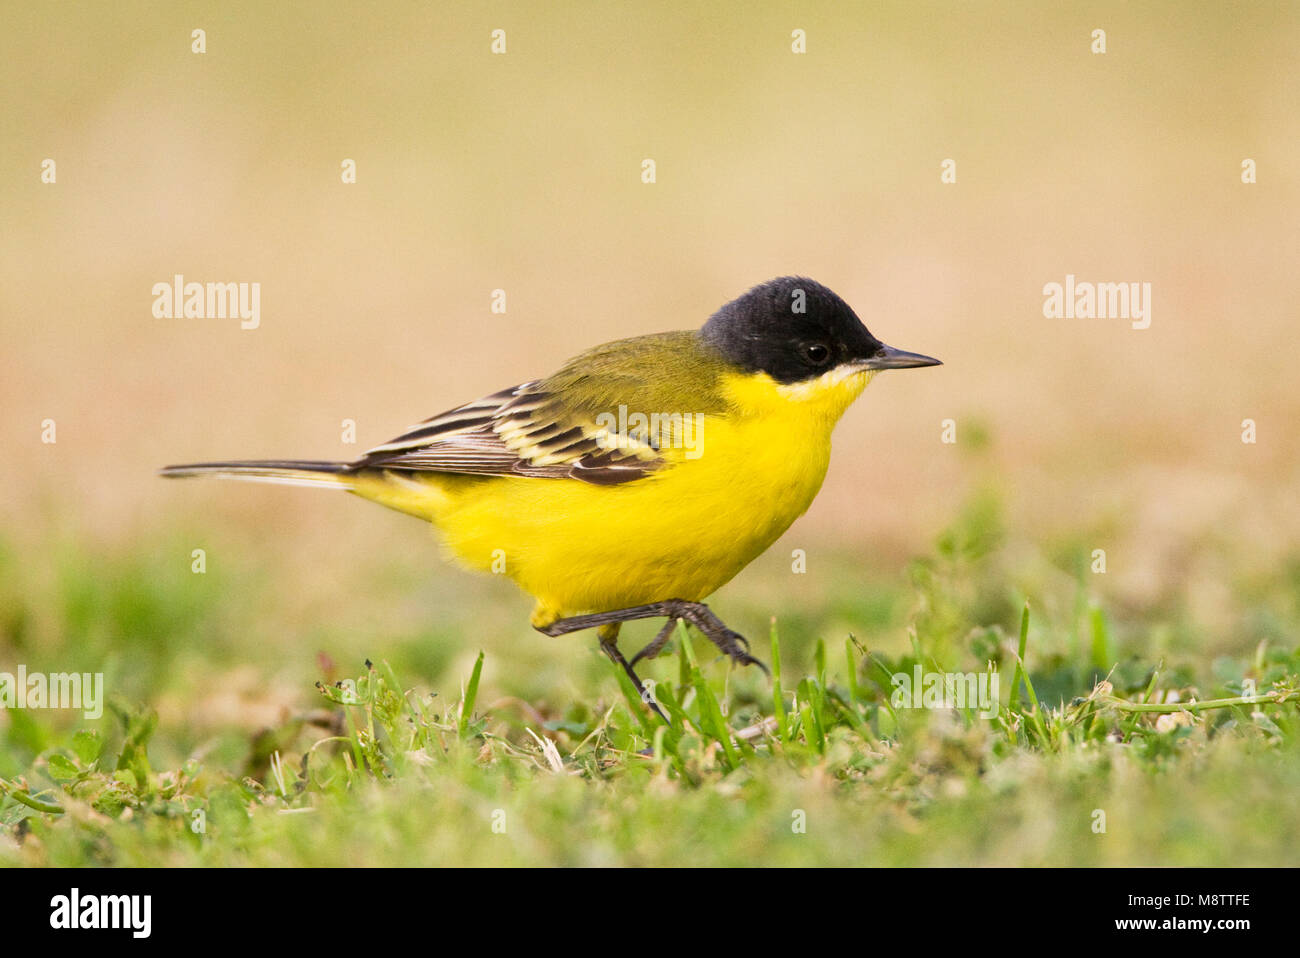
[2,497,1299,866]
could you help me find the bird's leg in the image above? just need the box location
[670,601,766,675]
[630,618,678,667]
[538,599,769,676]
[596,623,667,722]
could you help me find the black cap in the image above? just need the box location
[700,277,940,385]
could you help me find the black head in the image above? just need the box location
[699,277,940,384]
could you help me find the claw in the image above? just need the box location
[630,618,678,668]
[702,626,769,677]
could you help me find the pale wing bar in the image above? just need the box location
[353,382,664,485]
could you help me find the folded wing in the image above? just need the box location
[354,381,666,486]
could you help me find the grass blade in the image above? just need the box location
[458,651,484,740]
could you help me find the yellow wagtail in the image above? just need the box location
[162,277,940,716]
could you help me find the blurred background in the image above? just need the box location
[2,2,1298,735]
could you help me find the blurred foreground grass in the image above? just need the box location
[1,493,1298,867]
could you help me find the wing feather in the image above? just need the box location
[353,331,728,486]
[353,381,664,484]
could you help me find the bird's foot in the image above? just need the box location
[704,626,769,675]
[667,601,770,676]
[630,618,678,667]
[599,635,669,722]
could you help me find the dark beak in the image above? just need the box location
[858,343,943,370]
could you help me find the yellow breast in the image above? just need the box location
[384,367,874,625]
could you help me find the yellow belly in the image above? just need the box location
[354,368,872,626]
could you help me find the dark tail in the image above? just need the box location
[159,460,355,489]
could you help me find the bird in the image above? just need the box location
[161,277,940,718]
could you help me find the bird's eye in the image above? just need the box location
[803,343,831,366]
